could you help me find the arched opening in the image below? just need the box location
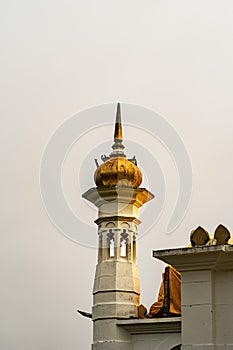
[132,234,136,262]
[107,229,115,258]
[109,238,115,257]
[120,229,128,258]
[120,238,127,257]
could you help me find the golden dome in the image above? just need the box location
[94,156,142,188]
[94,103,143,188]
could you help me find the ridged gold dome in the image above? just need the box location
[94,103,143,188]
[94,157,142,188]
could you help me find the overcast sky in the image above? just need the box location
[2,1,233,349]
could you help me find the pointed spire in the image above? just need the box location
[114,103,123,141]
[110,103,126,158]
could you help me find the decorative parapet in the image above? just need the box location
[190,224,231,247]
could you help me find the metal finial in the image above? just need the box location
[110,103,126,158]
[114,102,123,141]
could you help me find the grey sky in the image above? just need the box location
[1,1,233,349]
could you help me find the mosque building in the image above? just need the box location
[79,104,233,350]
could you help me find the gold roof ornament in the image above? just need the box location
[94,103,143,188]
[189,224,232,247]
[214,224,231,245]
[190,226,210,247]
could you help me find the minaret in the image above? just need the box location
[82,103,154,350]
